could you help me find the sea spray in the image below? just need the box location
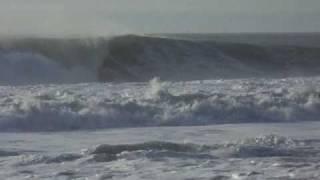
[0,77,320,131]
[145,77,171,100]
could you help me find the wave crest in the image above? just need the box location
[1,35,320,85]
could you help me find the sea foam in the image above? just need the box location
[0,77,320,131]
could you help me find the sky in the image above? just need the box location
[0,0,319,37]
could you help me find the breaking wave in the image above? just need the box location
[1,77,320,131]
[1,34,320,85]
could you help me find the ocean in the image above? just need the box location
[1,33,320,179]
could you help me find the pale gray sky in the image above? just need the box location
[1,0,319,37]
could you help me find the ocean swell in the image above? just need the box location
[1,35,320,85]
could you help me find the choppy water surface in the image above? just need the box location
[0,77,320,179]
[1,123,320,179]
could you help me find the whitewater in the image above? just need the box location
[1,33,320,179]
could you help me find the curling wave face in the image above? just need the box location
[1,34,320,85]
[1,77,320,131]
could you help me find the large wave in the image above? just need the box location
[0,34,320,85]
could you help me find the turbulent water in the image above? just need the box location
[1,33,320,179]
[1,77,320,132]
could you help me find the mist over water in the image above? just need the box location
[0,4,131,39]
[0,52,97,85]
